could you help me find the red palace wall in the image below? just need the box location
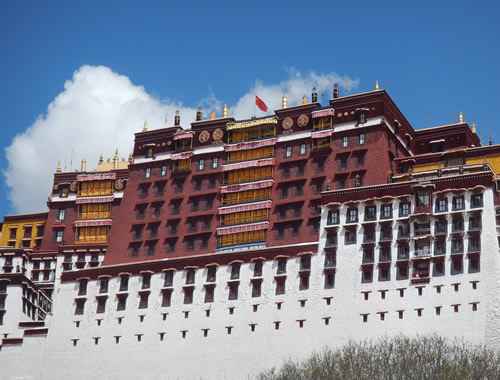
[103,90,415,266]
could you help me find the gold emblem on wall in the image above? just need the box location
[297,114,309,128]
[115,179,125,190]
[213,128,224,143]
[282,117,293,130]
[199,130,210,144]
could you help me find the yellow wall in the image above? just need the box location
[467,154,500,177]
[413,163,441,173]
[412,154,500,178]
[0,217,46,248]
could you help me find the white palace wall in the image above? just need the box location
[3,189,500,380]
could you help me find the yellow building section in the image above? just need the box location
[227,146,274,163]
[312,137,331,151]
[75,226,108,243]
[78,180,113,197]
[228,124,276,143]
[218,229,266,247]
[222,188,271,205]
[0,215,46,249]
[411,154,500,178]
[220,209,269,226]
[467,155,500,177]
[224,167,273,185]
[175,139,192,152]
[313,115,333,130]
[78,204,111,220]
[173,158,191,172]
[412,163,440,173]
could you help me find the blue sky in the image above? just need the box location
[0,0,499,218]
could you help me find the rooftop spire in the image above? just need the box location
[81,158,86,172]
[458,111,464,123]
[282,94,287,108]
[113,149,119,169]
[311,87,318,103]
[471,122,477,134]
[56,161,62,173]
[210,110,216,119]
[142,121,148,132]
[222,104,228,118]
[374,80,379,90]
[302,96,307,105]
[174,110,180,126]
[99,154,103,164]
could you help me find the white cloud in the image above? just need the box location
[3,65,358,214]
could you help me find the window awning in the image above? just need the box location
[312,108,335,118]
[218,200,272,215]
[226,117,277,131]
[216,221,270,235]
[311,130,334,139]
[224,138,278,152]
[77,173,116,181]
[171,151,193,160]
[75,196,114,204]
[74,219,112,227]
[220,180,274,193]
[222,158,276,172]
[173,131,194,140]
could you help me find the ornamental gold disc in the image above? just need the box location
[213,128,223,141]
[115,179,125,190]
[199,130,210,144]
[282,117,293,130]
[297,114,309,128]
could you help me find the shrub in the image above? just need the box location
[256,335,500,380]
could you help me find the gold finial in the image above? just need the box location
[302,96,307,105]
[113,149,119,169]
[282,94,288,108]
[471,122,477,134]
[142,121,148,132]
[210,110,216,119]
[56,161,62,173]
[128,153,133,163]
[81,158,86,172]
[458,112,463,123]
[374,80,379,90]
[222,104,228,118]
[99,154,103,164]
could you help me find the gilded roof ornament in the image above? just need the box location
[471,122,477,134]
[142,121,148,132]
[113,149,119,169]
[56,161,62,173]
[282,94,287,109]
[222,104,228,118]
[374,80,380,90]
[210,111,216,119]
[458,112,464,123]
[81,158,86,172]
[99,154,104,164]
[302,96,307,105]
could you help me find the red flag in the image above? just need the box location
[255,95,268,112]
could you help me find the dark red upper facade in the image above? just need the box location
[102,90,425,265]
